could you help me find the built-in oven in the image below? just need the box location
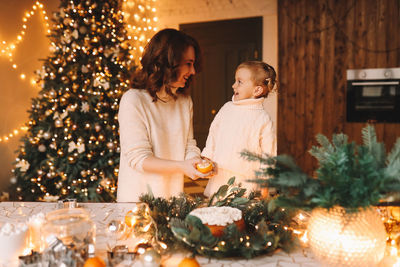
[346,68,400,123]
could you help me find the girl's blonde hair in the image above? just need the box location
[237,61,277,98]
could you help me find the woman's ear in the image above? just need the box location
[253,86,264,97]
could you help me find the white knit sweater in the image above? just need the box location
[117,89,201,202]
[202,97,276,196]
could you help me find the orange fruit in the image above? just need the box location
[196,161,213,174]
[125,210,137,227]
[83,257,106,267]
[178,257,200,267]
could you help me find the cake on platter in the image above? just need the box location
[189,206,245,237]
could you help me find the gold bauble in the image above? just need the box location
[72,83,80,91]
[106,142,114,149]
[55,119,63,128]
[68,156,76,163]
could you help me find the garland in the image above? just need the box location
[131,178,298,259]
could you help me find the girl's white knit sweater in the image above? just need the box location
[202,97,276,196]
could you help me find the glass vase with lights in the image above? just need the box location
[243,124,400,267]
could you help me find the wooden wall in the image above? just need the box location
[278,0,400,174]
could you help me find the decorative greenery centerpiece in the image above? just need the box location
[243,125,400,211]
[127,178,298,259]
[242,124,400,266]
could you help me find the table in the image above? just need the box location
[0,201,323,266]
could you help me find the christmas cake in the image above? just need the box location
[189,206,245,237]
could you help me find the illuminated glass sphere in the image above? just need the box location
[307,206,386,266]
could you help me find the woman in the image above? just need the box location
[117,29,208,202]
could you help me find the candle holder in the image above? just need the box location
[57,198,78,209]
[107,245,136,266]
[41,207,95,263]
[18,251,42,267]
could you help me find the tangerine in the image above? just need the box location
[83,256,106,267]
[196,160,213,174]
[178,257,201,267]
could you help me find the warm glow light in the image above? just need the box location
[122,0,158,65]
[307,207,386,266]
[0,1,50,143]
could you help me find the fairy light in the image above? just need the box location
[0,126,28,143]
[0,1,50,143]
[0,1,50,84]
[122,0,158,64]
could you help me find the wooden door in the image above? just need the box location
[180,17,262,149]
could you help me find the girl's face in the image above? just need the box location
[232,67,256,101]
[169,46,196,91]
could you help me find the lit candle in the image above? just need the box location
[27,213,45,252]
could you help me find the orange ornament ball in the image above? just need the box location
[83,257,106,267]
[178,257,200,267]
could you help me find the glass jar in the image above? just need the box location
[42,208,96,256]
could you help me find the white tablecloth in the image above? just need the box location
[0,201,322,267]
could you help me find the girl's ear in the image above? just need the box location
[253,86,264,97]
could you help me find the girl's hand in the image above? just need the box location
[180,158,208,180]
[196,157,218,178]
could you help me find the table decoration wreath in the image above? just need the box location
[127,177,298,259]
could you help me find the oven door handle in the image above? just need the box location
[351,81,399,86]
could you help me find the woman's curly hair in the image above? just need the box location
[130,28,202,101]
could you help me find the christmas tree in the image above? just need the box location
[10,0,134,202]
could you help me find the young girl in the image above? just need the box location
[201,61,277,196]
[117,29,209,202]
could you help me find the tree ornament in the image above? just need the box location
[57,149,64,156]
[72,83,80,91]
[108,159,114,166]
[49,89,57,98]
[79,26,87,34]
[81,65,89,73]
[68,156,76,163]
[95,124,101,132]
[55,119,63,128]
[106,142,114,149]
[38,145,46,152]
[10,177,17,184]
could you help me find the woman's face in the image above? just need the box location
[169,46,196,90]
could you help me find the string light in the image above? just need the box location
[122,0,158,65]
[0,1,50,143]
[1,1,50,83]
[2,0,155,144]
